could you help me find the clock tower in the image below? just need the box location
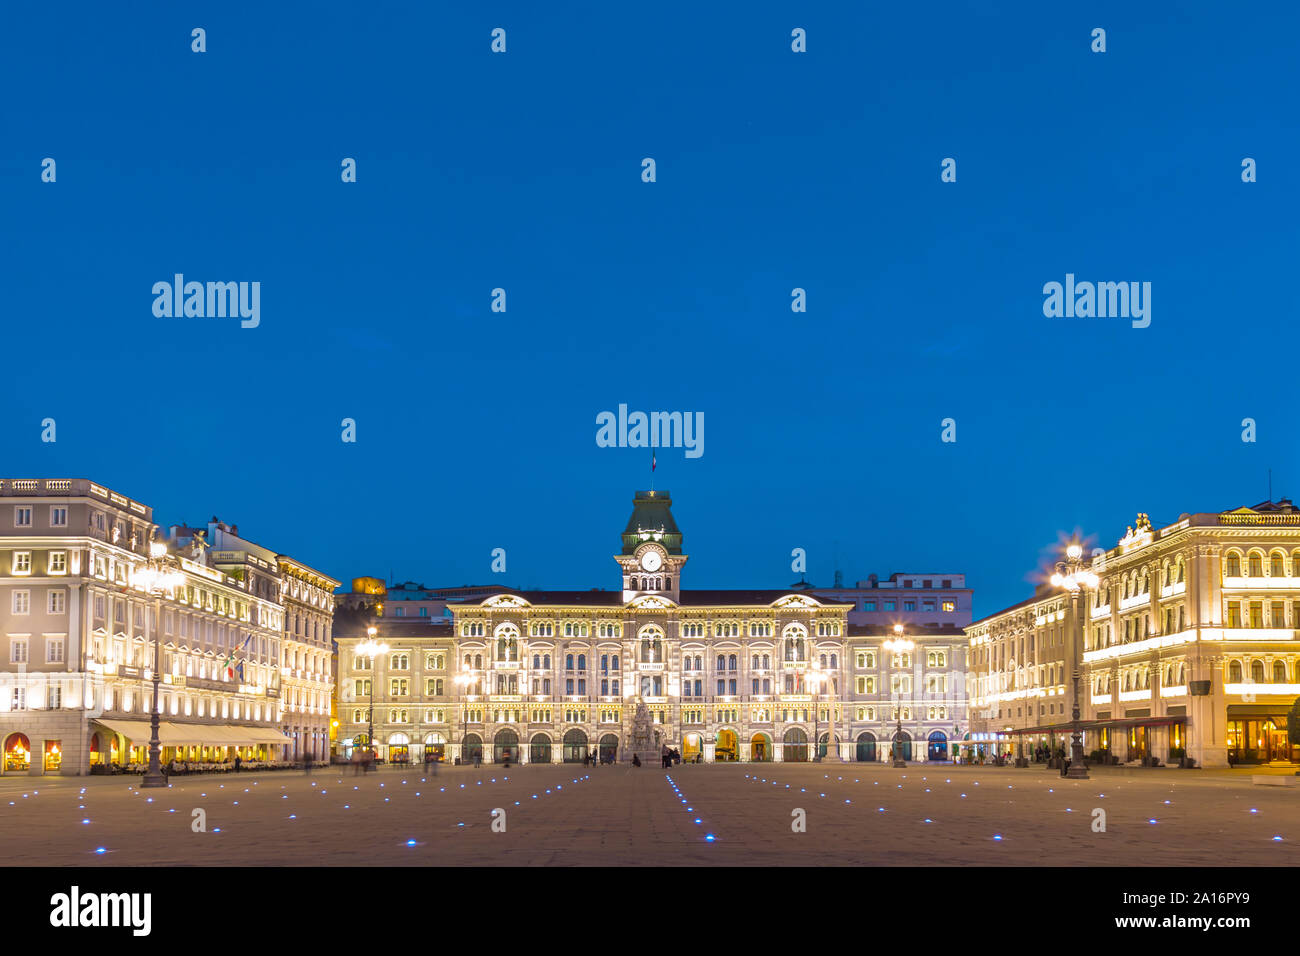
[617,489,687,603]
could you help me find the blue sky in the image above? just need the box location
[2,3,1296,616]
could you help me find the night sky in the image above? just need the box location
[3,3,1296,616]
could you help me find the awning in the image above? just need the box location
[94,720,290,747]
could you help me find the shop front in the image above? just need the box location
[4,733,30,772]
[1227,705,1299,764]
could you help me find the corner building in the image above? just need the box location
[337,490,971,764]
[969,500,1300,768]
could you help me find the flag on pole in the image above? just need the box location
[224,631,252,679]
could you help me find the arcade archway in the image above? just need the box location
[783,727,808,762]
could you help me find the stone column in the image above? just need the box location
[1189,653,1228,767]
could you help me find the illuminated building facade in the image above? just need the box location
[969,500,1300,768]
[335,489,972,764]
[0,479,330,775]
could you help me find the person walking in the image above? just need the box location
[234,754,242,773]
[351,749,362,776]
[303,751,314,776]
[473,749,482,769]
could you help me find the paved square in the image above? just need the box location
[3,764,1298,866]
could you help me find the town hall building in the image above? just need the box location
[335,490,971,764]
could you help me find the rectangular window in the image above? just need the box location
[13,552,31,574]
[48,685,62,708]
[941,600,955,612]
[12,591,30,615]
[48,590,66,614]
[883,601,896,612]
[14,507,32,527]
[11,639,29,663]
[1228,602,1242,628]
[1249,602,1263,629]
[49,507,68,527]
[390,678,408,696]
[903,601,916,612]
[862,601,876,611]
[49,552,67,574]
[46,638,65,664]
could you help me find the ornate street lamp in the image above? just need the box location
[133,540,186,789]
[884,624,914,768]
[357,627,389,764]
[454,669,478,764]
[1051,543,1099,780]
[808,664,825,762]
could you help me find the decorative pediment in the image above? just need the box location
[771,594,820,609]
[482,594,530,608]
[629,595,676,610]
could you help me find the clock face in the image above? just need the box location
[640,550,662,572]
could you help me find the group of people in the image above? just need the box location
[661,746,682,768]
[349,749,377,774]
[583,751,615,766]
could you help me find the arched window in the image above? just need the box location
[543,654,551,669]
[1249,552,1263,577]
[830,653,837,669]
[763,654,770,668]
[1226,553,1241,577]
[752,654,759,669]
[532,654,540,669]
[1251,659,1266,683]
[577,654,587,671]
[1274,660,1288,683]
[474,654,482,669]
[1229,660,1243,682]
[566,654,574,670]
[728,654,737,671]
[1272,553,1286,577]
[716,655,725,671]
[819,654,827,669]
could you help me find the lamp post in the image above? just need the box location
[885,624,914,768]
[356,627,389,764]
[454,670,477,764]
[133,540,186,789]
[809,663,823,762]
[1051,544,1098,780]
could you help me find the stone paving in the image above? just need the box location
[2,762,1298,866]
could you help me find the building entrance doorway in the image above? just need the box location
[926,731,948,762]
[715,729,738,761]
[1127,726,1147,762]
